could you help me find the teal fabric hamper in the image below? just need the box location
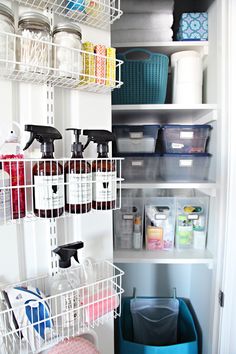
[118,297,198,354]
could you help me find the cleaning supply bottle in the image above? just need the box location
[65,128,92,214]
[0,122,26,219]
[133,215,142,250]
[0,161,11,223]
[83,130,116,210]
[23,125,64,218]
[51,241,84,335]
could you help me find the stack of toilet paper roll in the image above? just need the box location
[112,0,174,44]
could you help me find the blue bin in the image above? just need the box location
[118,298,198,354]
[112,49,169,105]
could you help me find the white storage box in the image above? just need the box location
[176,197,209,249]
[160,154,211,181]
[113,125,160,154]
[122,154,160,181]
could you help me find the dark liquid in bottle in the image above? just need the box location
[65,158,91,214]
[33,160,64,218]
[92,159,116,210]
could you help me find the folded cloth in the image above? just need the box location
[112,29,173,44]
[121,0,174,14]
[112,13,174,31]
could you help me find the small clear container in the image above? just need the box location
[52,23,82,78]
[114,197,143,250]
[176,197,209,249]
[160,153,211,181]
[0,3,15,72]
[161,125,211,154]
[145,197,176,251]
[17,12,51,73]
[122,154,160,181]
[113,125,160,154]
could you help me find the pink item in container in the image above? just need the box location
[47,337,100,354]
[83,287,119,323]
[95,45,106,85]
[1,155,26,219]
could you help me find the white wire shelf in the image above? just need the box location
[0,260,124,354]
[0,157,123,224]
[0,32,123,93]
[11,0,123,30]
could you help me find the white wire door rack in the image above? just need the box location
[10,0,123,29]
[0,260,124,354]
[0,157,124,224]
[0,32,123,93]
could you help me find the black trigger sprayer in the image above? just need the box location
[23,125,64,218]
[83,130,116,210]
[64,129,92,214]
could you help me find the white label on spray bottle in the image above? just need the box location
[34,175,64,209]
[61,292,80,327]
[0,185,11,222]
[66,173,92,204]
[92,171,116,202]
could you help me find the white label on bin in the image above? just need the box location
[180,131,194,139]
[155,214,167,220]
[172,143,184,149]
[132,160,143,167]
[123,214,134,220]
[188,214,199,220]
[129,132,143,139]
[179,160,193,167]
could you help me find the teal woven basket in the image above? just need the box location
[112,49,169,105]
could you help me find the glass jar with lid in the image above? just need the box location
[17,12,51,74]
[0,3,15,72]
[52,23,82,79]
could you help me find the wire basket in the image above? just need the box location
[0,261,124,354]
[112,49,169,104]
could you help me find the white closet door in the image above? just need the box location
[218,0,236,353]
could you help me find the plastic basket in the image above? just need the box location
[118,297,198,354]
[112,49,169,104]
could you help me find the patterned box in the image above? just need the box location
[177,12,208,41]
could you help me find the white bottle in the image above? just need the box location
[0,162,11,223]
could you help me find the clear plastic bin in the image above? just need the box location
[122,154,160,181]
[161,125,211,153]
[114,197,143,250]
[145,198,176,250]
[113,125,160,154]
[176,197,209,249]
[160,153,211,181]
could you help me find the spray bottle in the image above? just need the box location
[0,122,26,219]
[51,241,84,334]
[0,161,11,223]
[23,125,64,218]
[83,130,116,210]
[65,129,92,214]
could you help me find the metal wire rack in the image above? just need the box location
[10,0,122,29]
[0,157,124,224]
[0,32,123,92]
[0,260,124,353]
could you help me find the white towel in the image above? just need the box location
[112,13,174,31]
[121,0,174,14]
[112,29,173,44]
